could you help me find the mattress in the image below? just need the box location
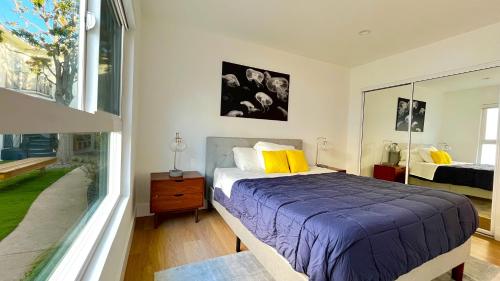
[403,161,493,190]
[434,163,494,190]
[213,166,333,198]
[399,161,467,180]
[406,161,443,180]
[214,172,478,281]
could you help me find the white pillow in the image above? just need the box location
[418,146,438,163]
[253,141,295,169]
[400,148,424,162]
[233,147,261,171]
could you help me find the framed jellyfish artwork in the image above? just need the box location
[221,61,290,121]
[395,97,426,132]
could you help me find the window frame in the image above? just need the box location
[0,0,130,279]
[77,0,88,110]
[477,104,499,165]
[48,132,122,281]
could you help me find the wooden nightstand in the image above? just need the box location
[316,164,347,173]
[150,171,205,228]
[373,164,406,183]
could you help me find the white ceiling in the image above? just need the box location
[417,67,500,93]
[141,0,500,66]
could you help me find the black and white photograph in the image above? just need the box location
[221,61,290,121]
[395,97,426,132]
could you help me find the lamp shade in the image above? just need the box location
[170,132,187,152]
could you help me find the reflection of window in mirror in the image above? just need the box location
[408,67,500,232]
[479,106,498,165]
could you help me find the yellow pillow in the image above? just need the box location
[441,151,453,164]
[286,150,310,173]
[430,150,452,164]
[262,150,290,173]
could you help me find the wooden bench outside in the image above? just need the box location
[0,157,57,180]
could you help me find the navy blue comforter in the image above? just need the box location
[214,172,478,281]
[434,164,494,190]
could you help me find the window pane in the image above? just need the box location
[480,143,497,165]
[97,0,122,115]
[0,132,108,279]
[0,1,81,108]
[484,107,498,140]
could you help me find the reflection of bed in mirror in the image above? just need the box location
[398,143,493,200]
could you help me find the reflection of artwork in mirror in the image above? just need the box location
[395,98,426,132]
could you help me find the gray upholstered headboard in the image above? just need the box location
[205,137,302,200]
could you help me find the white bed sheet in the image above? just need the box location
[214,166,334,198]
[398,161,469,180]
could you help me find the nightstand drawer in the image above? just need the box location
[151,192,203,212]
[151,178,204,195]
[150,171,205,226]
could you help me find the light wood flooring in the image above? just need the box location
[124,210,500,281]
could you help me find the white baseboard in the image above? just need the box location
[135,202,152,217]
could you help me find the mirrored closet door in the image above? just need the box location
[360,84,413,181]
[409,68,500,232]
[361,67,500,233]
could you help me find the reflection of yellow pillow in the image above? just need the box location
[430,150,452,164]
[286,150,309,173]
[262,151,290,173]
[442,151,453,163]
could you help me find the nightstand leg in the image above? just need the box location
[154,214,158,229]
[195,209,199,223]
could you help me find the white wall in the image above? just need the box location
[134,21,350,215]
[437,86,500,163]
[348,22,500,174]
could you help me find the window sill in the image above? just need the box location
[80,195,133,281]
[48,193,122,281]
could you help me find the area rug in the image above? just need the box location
[155,251,500,281]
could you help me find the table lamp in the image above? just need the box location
[315,137,328,166]
[169,132,187,177]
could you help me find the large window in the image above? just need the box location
[0,0,123,115]
[479,106,499,165]
[0,0,127,279]
[0,0,83,108]
[0,133,109,280]
[97,0,123,115]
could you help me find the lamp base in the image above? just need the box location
[169,169,183,178]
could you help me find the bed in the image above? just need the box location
[402,161,493,200]
[206,137,478,281]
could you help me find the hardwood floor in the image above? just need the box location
[123,210,500,281]
[124,210,247,281]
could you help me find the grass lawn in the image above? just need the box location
[0,167,73,240]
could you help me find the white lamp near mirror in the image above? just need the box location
[315,137,328,166]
